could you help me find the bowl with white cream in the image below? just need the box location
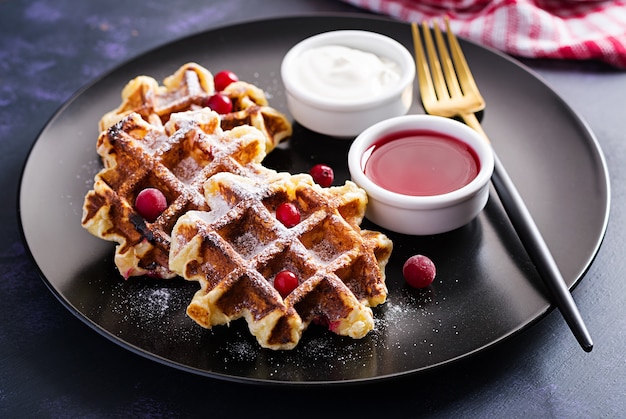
[348,115,495,235]
[280,30,415,138]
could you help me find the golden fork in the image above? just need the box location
[412,18,593,352]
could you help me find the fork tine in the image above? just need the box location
[421,21,449,102]
[412,17,485,118]
[411,22,437,107]
[444,17,483,102]
[433,19,462,99]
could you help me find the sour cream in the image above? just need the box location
[294,45,402,102]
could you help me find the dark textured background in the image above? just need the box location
[2,0,625,417]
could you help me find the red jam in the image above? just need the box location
[362,130,480,196]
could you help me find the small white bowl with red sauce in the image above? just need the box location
[280,30,415,138]
[348,115,494,235]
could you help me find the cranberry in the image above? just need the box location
[276,202,300,227]
[274,270,299,297]
[403,254,436,288]
[135,188,167,222]
[309,164,334,187]
[214,70,239,91]
[206,93,233,114]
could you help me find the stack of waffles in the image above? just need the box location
[82,63,392,350]
[98,62,292,153]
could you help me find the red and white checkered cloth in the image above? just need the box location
[340,0,626,68]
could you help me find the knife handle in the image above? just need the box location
[462,112,593,352]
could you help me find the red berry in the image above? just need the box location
[310,164,334,187]
[403,255,436,288]
[214,70,239,91]
[135,188,167,222]
[276,202,300,227]
[206,93,233,114]
[274,270,299,297]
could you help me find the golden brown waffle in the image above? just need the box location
[99,62,292,152]
[82,108,279,279]
[169,171,392,350]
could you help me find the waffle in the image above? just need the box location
[82,108,279,279]
[169,171,392,350]
[98,62,292,152]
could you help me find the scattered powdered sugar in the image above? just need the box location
[223,339,258,363]
[195,293,460,379]
[111,285,172,325]
[310,239,339,262]
[299,335,339,361]
[102,273,460,378]
[137,288,171,317]
[232,230,262,257]
[172,156,203,184]
[80,157,101,184]
[70,157,102,216]
[107,279,203,344]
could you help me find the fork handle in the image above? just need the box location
[461,113,594,352]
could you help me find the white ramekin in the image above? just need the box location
[348,115,495,235]
[280,30,415,138]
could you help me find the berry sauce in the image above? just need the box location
[363,130,480,196]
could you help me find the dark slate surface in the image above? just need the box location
[2,0,625,417]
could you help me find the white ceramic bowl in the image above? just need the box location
[280,30,415,138]
[348,115,495,235]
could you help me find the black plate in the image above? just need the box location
[19,15,610,385]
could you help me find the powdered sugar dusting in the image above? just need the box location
[223,339,258,363]
[310,239,338,262]
[232,230,262,258]
[107,278,202,344]
[111,284,172,325]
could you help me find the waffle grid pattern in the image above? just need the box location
[98,62,292,152]
[83,109,272,279]
[170,172,391,349]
